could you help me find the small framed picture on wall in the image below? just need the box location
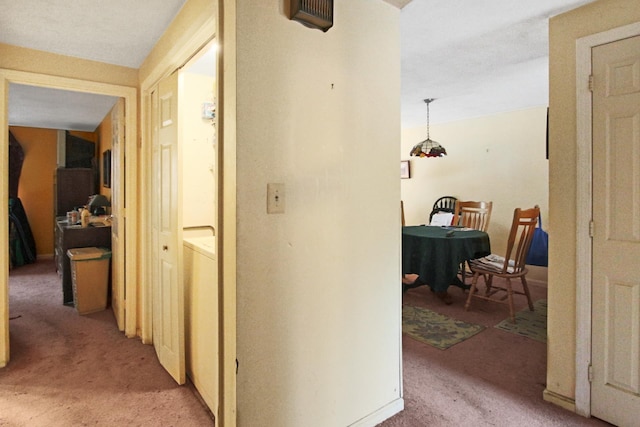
[401,160,410,179]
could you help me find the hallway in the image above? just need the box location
[1,260,214,426]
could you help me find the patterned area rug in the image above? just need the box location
[402,305,485,350]
[494,299,547,343]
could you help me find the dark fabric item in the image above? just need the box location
[9,197,37,267]
[9,131,25,199]
[526,214,549,267]
[402,225,491,293]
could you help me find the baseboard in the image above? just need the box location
[543,389,576,412]
[348,397,404,427]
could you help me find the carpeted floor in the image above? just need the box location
[380,278,613,427]
[1,260,214,426]
[2,261,612,426]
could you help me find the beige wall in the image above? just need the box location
[235,1,402,425]
[547,0,640,406]
[401,107,549,257]
[181,72,216,230]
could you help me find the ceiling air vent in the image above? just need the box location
[288,0,333,32]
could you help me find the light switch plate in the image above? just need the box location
[267,183,285,214]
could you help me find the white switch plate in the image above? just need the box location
[267,183,285,214]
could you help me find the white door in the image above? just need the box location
[591,34,640,426]
[110,98,126,331]
[151,72,185,384]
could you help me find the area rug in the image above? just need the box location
[402,305,486,350]
[494,299,547,343]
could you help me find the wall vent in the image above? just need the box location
[289,0,334,32]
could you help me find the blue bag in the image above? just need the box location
[526,212,548,267]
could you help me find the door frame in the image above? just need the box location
[139,4,237,425]
[575,21,640,417]
[0,69,138,366]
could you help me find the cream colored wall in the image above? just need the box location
[235,1,402,426]
[401,107,549,258]
[547,0,640,406]
[181,72,216,230]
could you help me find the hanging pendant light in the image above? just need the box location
[410,98,447,158]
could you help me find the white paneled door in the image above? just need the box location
[151,71,185,384]
[591,34,640,427]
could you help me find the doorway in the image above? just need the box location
[0,69,138,366]
[147,39,220,413]
[575,21,640,424]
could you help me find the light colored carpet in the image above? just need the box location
[402,305,485,350]
[495,299,547,343]
[382,283,612,427]
[2,260,214,426]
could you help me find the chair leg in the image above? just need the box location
[521,276,534,311]
[485,275,494,296]
[464,273,480,311]
[505,278,516,323]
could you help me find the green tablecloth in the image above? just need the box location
[402,225,491,293]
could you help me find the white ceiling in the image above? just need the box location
[1,0,595,132]
[400,0,595,127]
[1,0,188,132]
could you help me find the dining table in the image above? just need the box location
[402,225,491,294]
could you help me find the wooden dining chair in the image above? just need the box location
[454,200,492,231]
[464,206,540,323]
[454,200,493,284]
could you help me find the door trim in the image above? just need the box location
[0,69,138,365]
[575,21,640,417]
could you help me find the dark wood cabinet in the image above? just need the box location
[55,218,111,305]
[54,168,95,216]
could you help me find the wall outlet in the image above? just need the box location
[267,183,285,214]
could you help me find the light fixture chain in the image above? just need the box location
[426,99,430,139]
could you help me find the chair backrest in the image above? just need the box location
[454,200,493,232]
[501,206,540,274]
[429,196,457,222]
